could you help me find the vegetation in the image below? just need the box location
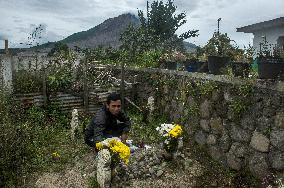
[0,93,90,187]
[119,0,198,68]
[137,0,198,52]
[13,69,43,93]
[203,32,236,58]
[47,42,70,59]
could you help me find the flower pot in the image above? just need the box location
[232,62,251,78]
[184,61,208,73]
[208,56,230,75]
[163,61,177,70]
[258,57,284,79]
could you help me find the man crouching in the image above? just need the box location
[84,92,131,188]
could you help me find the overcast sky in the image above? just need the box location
[0,0,283,49]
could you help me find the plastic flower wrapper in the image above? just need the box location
[156,123,183,153]
[95,137,131,165]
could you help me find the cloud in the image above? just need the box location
[0,34,9,40]
[0,0,284,49]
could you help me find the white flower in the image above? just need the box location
[156,123,177,138]
[164,139,169,145]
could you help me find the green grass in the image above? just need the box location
[127,109,167,145]
[0,97,91,187]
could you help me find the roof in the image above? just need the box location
[236,17,284,33]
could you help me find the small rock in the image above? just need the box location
[149,168,155,174]
[207,134,217,145]
[161,162,167,168]
[129,174,134,179]
[200,119,210,132]
[250,131,270,152]
[139,161,145,167]
[211,180,218,187]
[157,170,164,177]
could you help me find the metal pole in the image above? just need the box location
[217,18,221,35]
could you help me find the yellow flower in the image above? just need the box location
[96,142,103,150]
[107,139,130,165]
[52,151,60,158]
[168,124,183,138]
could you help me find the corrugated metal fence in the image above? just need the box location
[13,91,118,114]
[13,86,133,114]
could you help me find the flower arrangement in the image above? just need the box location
[95,138,131,165]
[156,123,183,153]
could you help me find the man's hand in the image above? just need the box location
[120,133,128,143]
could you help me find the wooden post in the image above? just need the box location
[42,68,47,106]
[83,58,89,112]
[120,61,125,110]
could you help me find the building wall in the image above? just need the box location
[12,54,49,71]
[253,26,284,55]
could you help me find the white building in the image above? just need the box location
[237,17,284,57]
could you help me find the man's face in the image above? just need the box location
[106,100,121,116]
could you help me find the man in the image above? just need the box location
[84,92,131,188]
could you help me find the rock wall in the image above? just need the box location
[117,67,284,179]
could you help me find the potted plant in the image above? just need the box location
[184,47,208,73]
[159,51,186,70]
[231,45,254,78]
[203,32,235,74]
[257,37,284,79]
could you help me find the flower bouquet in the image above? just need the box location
[95,137,131,165]
[156,123,183,153]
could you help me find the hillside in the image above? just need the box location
[13,13,197,53]
[32,13,140,51]
[62,13,140,49]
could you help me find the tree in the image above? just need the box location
[48,42,70,59]
[120,0,199,53]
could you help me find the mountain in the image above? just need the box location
[63,13,140,49]
[18,13,197,53]
[36,13,140,51]
[183,41,197,53]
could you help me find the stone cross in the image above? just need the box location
[70,109,79,140]
[147,96,155,121]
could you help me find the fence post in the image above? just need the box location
[42,67,47,106]
[120,61,125,110]
[83,57,89,112]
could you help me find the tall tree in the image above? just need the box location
[129,0,199,52]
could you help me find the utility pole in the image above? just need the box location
[217,18,221,35]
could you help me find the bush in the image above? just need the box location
[0,93,80,187]
[13,70,43,93]
[128,109,167,145]
[0,94,36,187]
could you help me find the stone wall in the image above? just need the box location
[117,67,284,179]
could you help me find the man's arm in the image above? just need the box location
[84,110,106,147]
[84,117,96,147]
[120,111,131,142]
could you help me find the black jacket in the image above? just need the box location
[84,106,131,147]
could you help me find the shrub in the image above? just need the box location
[0,94,36,187]
[13,70,43,93]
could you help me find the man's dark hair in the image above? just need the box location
[107,92,121,104]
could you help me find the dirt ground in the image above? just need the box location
[33,142,261,188]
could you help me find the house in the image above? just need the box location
[237,17,284,57]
